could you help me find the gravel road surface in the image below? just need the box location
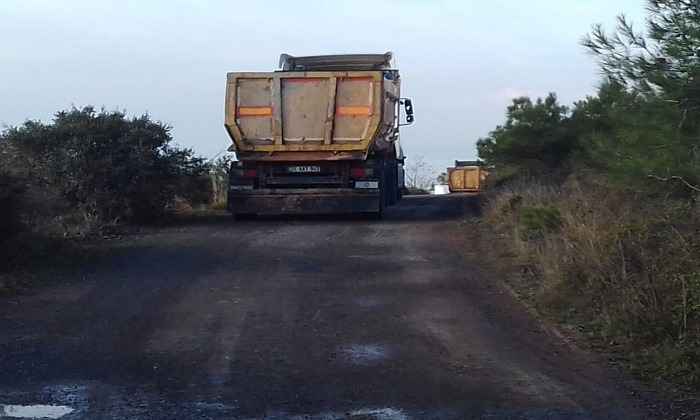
[0,195,656,419]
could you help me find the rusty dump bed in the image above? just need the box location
[448,166,489,193]
[225,57,401,162]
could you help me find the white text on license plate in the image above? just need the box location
[354,181,379,189]
[288,166,321,173]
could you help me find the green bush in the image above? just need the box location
[1,107,211,224]
[518,206,562,239]
[0,172,23,239]
[476,94,579,176]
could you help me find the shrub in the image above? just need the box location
[0,172,23,239]
[519,206,562,239]
[484,177,700,389]
[209,155,234,209]
[1,107,211,225]
[476,94,579,176]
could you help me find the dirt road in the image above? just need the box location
[0,195,656,419]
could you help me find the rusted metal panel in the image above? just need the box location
[279,53,393,71]
[447,166,489,193]
[225,70,397,160]
[234,78,275,145]
[282,77,329,143]
[271,77,283,145]
[235,151,366,161]
[324,77,337,145]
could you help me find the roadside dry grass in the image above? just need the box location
[0,189,219,297]
[478,174,700,412]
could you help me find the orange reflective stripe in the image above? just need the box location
[336,106,371,116]
[238,106,273,117]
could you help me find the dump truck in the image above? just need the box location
[447,161,489,193]
[224,52,414,217]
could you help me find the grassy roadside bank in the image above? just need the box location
[470,4,700,412]
[474,177,700,417]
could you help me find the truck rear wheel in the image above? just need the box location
[372,188,385,220]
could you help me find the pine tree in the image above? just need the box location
[582,0,700,193]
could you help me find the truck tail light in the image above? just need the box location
[351,167,374,178]
[243,169,258,178]
[350,168,366,178]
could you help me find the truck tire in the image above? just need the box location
[376,180,385,219]
[363,186,384,220]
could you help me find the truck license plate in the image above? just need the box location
[287,165,321,173]
[354,181,379,189]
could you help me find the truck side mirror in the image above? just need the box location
[405,99,414,122]
[400,98,415,125]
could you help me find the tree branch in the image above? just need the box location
[648,174,700,192]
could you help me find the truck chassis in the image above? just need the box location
[228,155,402,217]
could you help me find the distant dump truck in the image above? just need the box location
[224,52,414,217]
[447,161,489,193]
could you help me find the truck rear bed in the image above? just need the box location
[223,53,408,217]
[225,70,399,161]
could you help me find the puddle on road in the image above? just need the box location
[0,404,74,419]
[263,406,408,420]
[348,407,408,419]
[347,255,428,263]
[340,344,389,366]
[352,296,384,308]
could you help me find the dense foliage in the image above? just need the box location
[477,94,579,174]
[479,1,700,194]
[0,107,211,231]
[0,172,23,238]
[209,155,234,209]
[582,0,700,194]
[480,0,700,392]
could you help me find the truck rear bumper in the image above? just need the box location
[228,188,381,215]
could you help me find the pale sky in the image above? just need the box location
[1,0,646,174]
